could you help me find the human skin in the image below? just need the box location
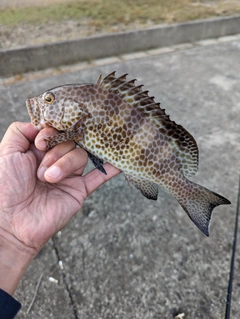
[0,122,120,296]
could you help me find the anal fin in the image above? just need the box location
[125,174,158,200]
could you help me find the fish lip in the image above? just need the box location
[26,98,32,114]
[26,97,47,130]
[26,97,37,115]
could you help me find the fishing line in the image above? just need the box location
[225,177,240,319]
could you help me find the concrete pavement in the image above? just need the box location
[1,36,240,318]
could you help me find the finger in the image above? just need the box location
[38,140,76,178]
[35,127,60,151]
[39,147,88,183]
[0,122,39,155]
[83,163,121,196]
[29,143,46,166]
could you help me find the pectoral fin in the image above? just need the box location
[125,174,158,200]
[87,152,107,175]
[75,141,107,175]
[45,130,81,150]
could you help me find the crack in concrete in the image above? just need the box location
[51,236,79,319]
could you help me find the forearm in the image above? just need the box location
[0,226,36,296]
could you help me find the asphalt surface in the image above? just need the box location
[1,36,240,318]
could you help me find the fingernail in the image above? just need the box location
[37,166,47,180]
[36,137,47,150]
[45,166,61,180]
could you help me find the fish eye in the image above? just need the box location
[44,92,55,104]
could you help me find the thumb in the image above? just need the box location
[0,122,39,155]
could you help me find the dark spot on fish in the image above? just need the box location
[131,109,137,117]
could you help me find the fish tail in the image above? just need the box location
[168,175,231,236]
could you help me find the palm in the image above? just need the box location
[1,150,84,250]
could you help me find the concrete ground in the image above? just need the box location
[1,36,240,318]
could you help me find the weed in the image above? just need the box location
[0,0,240,28]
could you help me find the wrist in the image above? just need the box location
[0,224,37,296]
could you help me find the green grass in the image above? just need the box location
[1,0,240,28]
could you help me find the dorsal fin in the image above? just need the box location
[98,72,199,177]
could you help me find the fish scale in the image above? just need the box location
[26,71,230,236]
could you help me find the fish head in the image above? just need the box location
[26,86,84,131]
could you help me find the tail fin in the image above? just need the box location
[175,180,230,236]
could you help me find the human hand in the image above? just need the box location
[0,122,120,295]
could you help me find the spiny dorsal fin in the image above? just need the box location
[98,72,199,177]
[96,74,102,85]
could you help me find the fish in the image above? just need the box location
[26,71,230,236]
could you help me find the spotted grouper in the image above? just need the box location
[26,72,230,236]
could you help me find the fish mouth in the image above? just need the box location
[26,98,32,114]
[26,98,37,117]
[26,97,46,130]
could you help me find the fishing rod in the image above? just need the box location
[225,178,240,319]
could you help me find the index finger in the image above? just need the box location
[35,127,60,151]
